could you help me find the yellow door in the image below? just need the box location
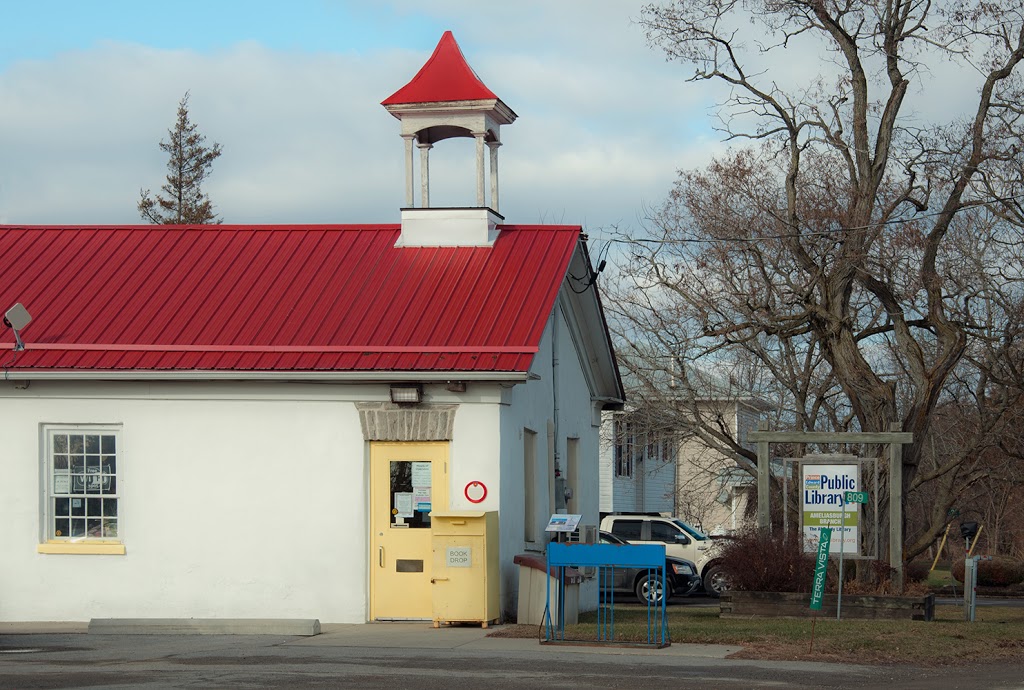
[370,442,448,620]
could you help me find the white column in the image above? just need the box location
[488,141,501,213]
[402,135,415,207]
[474,132,486,207]
[418,142,432,208]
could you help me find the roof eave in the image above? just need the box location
[1,369,532,383]
[383,98,517,124]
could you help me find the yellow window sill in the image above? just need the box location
[37,542,126,555]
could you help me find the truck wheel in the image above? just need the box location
[635,574,673,605]
[703,564,730,598]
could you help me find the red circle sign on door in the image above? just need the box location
[464,481,487,503]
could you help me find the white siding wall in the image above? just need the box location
[675,401,760,534]
[498,301,604,617]
[598,413,675,515]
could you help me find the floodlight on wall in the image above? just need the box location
[390,383,423,404]
[3,303,31,352]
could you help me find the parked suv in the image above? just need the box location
[599,513,730,597]
[598,530,702,605]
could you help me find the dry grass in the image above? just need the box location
[489,603,1024,665]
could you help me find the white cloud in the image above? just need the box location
[0,1,991,235]
[0,1,720,232]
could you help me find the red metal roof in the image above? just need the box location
[0,224,580,375]
[382,31,498,106]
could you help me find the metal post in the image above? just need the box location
[838,498,846,620]
[964,555,977,622]
[756,421,770,531]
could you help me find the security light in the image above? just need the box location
[3,303,31,352]
[390,384,422,404]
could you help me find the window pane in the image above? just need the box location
[651,522,682,543]
[390,460,431,529]
[611,520,643,540]
[84,469,103,494]
[53,474,70,494]
[48,428,120,542]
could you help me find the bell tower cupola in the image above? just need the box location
[382,31,517,246]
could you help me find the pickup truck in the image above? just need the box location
[599,513,729,596]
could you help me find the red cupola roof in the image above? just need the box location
[382,31,498,105]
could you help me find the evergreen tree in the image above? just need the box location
[138,92,223,224]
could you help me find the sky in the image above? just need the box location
[0,0,727,239]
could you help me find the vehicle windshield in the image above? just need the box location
[672,519,709,541]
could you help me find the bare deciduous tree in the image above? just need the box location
[608,0,1024,564]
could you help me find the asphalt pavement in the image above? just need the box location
[2,620,1024,689]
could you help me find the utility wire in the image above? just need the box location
[598,191,1024,245]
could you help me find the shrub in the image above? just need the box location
[905,560,930,582]
[950,556,1024,586]
[715,528,822,593]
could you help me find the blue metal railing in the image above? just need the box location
[544,542,670,648]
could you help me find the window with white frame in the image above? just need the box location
[613,418,634,478]
[45,427,121,541]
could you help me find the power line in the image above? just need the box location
[594,192,1024,245]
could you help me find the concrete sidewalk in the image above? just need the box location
[0,620,740,659]
[300,622,741,658]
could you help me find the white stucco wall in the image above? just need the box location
[0,380,507,624]
[0,306,610,625]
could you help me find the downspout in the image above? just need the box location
[552,302,565,513]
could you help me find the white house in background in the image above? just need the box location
[0,31,623,625]
[600,397,768,535]
[599,409,677,515]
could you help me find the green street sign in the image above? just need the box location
[810,528,832,611]
[844,491,868,505]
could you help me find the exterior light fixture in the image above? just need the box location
[3,303,31,352]
[390,383,422,404]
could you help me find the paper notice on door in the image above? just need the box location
[394,492,414,518]
[411,461,432,488]
[413,488,431,512]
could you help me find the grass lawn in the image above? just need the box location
[490,602,1024,665]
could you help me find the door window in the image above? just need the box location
[390,460,432,528]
